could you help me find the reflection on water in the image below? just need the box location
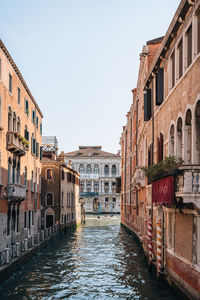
[0,215,181,300]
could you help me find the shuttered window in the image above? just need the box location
[156,68,164,105]
[9,74,12,93]
[144,89,152,121]
[178,39,183,79]
[186,25,192,67]
[198,10,200,54]
[144,91,148,121]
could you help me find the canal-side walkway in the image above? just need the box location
[0,224,60,284]
[0,215,182,300]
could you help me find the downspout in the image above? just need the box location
[136,99,139,216]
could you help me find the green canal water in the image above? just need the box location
[0,215,182,299]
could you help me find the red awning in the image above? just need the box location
[152,175,174,206]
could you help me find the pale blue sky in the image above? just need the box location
[1,0,180,154]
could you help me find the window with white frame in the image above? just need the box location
[79,164,84,174]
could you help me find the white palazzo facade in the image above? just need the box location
[62,146,121,214]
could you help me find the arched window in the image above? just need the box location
[104,165,109,175]
[176,117,183,158]
[46,169,53,180]
[94,165,99,174]
[8,107,12,131]
[46,193,53,206]
[13,112,16,132]
[17,117,20,134]
[104,182,109,192]
[169,125,175,156]
[111,165,117,175]
[184,109,192,164]
[86,164,92,174]
[79,164,84,174]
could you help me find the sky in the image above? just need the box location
[1,0,180,154]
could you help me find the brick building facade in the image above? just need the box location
[121,1,200,299]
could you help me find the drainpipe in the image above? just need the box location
[151,78,155,260]
[136,99,139,216]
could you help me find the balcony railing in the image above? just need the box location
[175,166,200,209]
[7,184,26,201]
[7,131,26,156]
[132,166,145,190]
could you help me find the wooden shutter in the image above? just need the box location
[157,137,160,163]
[160,133,164,161]
[156,68,164,105]
[147,88,152,120]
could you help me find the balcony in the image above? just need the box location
[7,132,26,156]
[175,166,200,209]
[132,167,145,190]
[8,184,26,201]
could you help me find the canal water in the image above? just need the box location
[0,215,182,300]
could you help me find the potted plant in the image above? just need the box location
[143,156,183,182]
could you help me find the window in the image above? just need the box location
[112,197,116,202]
[47,169,53,180]
[32,109,35,124]
[31,134,36,154]
[24,166,27,187]
[79,164,84,174]
[62,190,64,207]
[32,211,34,225]
[94,165,99,174]
[36,116,38,129]
[80,181,84,192]
[186,25,192,67]
[86,182,91,192]
[156,68,164,105]
[178,39,183,79]
[17,117,20,134]
[9,74,12,93]
[24,125,29,143]
[17,160,20,184]
[94,182,99,192]
[36,142,39,158]
[198,10,200,54]
[157,133,164,163]
[112,182,116,193]
[25,98,29,115]
[171,51,175,88]
[104,165,109,175]
[144,88,152,121]
[13,112,16,132]
[105,197,109,202]
[47,193,53,206]
[24,211,27,228]
[104,182,109,192]
[8,157,11,184]
[111,165,117,175]
[18,87,21,105]
[40,123,42,135]
[62,169,65,180]
[86,164,92,174]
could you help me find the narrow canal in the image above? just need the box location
[0,215,181,300]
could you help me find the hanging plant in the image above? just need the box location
[143,156,183,182]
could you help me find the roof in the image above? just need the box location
[64,146,120,158]
[0,39,43,118]
[41,159,79,175]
